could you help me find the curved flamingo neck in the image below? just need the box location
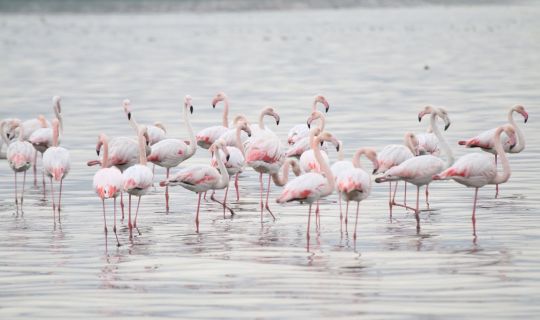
[492,127,511,184]
[54,101,63,133]
[312,132,334,194]
[17,124,25,142]
[404,135,416,155]
[0,121,9,145]
[222,97,229,128]
[272,158,300,186]
[430,112,454,167]
[214,147,229,188]
[52,121,59,147]
[184,104,197,157]
[508,108,525,152]
[235,125,245,157]
[352,149,367,169]
[100,135,110,168]
[258,111,267,130]
[137,128,147,165]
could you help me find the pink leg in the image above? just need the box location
[315,201,320,230]
[134,196,142,235]
[415,186,420,232]
[235,173,240,201]
[494,155,499,198]
[425,184,430,209]
[338,193,343,233]
[128,194,133,240]
[58,178,63,216]
[14,172,18,207]
[391,181,398,204]
[21,171,26,207]
[472,187,479,237]
[307,204,312,240]
[33,150,37,187]
[345,201,349,233]
[353,201,360,240]
[203,191,208,201]
[195,193,202,233]
[113,197,120,246]
[259,172,264,222]
[120,192,125,222]
[165,168,170,214]
[41,154,46,198]
[265,174,276,220]
[50,177,56,218]
[404,182,407,206]
[388,182,393,217]
[102,199,108,234]
[223,185,229,218]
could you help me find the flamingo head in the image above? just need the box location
[261,107,280,126]
[38,115,48,128]
[184,95,194,114]
[210,139,230,161]
[314,95,330,113]
[122,99,132,120]
[318,131,340,152]
[436,107,451,131]
[212,92,227,108]
[512,105,528,123]
[96,134,108,156]
[9,153,31,169]
[154,121,167,133]
[363,148,379,174]
[237,120,252,137]
[404,132,420,156]
[418,105,436,122]
[52,96,61,113]
[233,114,249,126]
[502,124,517,150]
[306,110,324,129]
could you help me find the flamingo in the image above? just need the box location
[286,110,327,159]
[375,108,453,231]
[298,111,339,173]
[374,132,419,214]
[196,92,230,149]
[122,125,153,239]
[287,95,330,145]
[211,118,252,207]
[218,115,251,147]
[43,119,71,217]
[433,125,516,237]
[91,133,123,246]
[122,100,167,146]
[159,139,231,232]
[458,105,528,198]
[0,119,34,209]
[146,95,197,213]
[334,147,379,239]
[276,129,336,240]
[245,106,282,221]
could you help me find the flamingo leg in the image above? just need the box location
[21,171,26,207]
[58,178,63,215]
[41,153,46,198]
[388,182,393,217]
[472,187,478,237]
[391,181,398,204]
[353,201,360,240]
[259,172,264,222]
[33,150,37,187]
[50,177,56,218]
[165,168,170,214]
[404,182,407,206]
[195,193,202,233]
[223,185,229,218]
[210,190,235,216]
[235,173,240,201]
[120,192,125,222]
[338,192,343,233]
[113,197,120,246]
[128,194,132,240]
[415,186,420,232]
[203,191,208,201]
[102,199,108,234]
[265,174,276,220]
[307,204,312,239]
[14,172,18,207]
[134,196,141,236]
[425,184,430,209]
[345,201,349,233]
[494,154,499,198]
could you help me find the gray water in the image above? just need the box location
[1,4,540,319]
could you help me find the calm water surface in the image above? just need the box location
[1,5,540,319]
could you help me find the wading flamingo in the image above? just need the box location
[245,107,282,221]
[160,139,231,232]
[287,95,330,145]
[211,119,251,207]
[122,125,153,239]
[276,129,336,241]
[433,125,516,237]
[374,132,419,215]
[458,105,528,198]
[147,95,197,213]
[91,133,123,246]
[0,120,34,209]
[43,119,70,217]
[196,92,230,149]
[334,147,379,239]
[375,109,453,231]
[299,111,339,173]
[218,115,251,147]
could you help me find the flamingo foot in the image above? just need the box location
[210,192,235,217]
[265,204,276,221]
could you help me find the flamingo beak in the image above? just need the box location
[226,154,230,161]
[212,104,216,108]
[444,123,450,131]
[374,177,384,183]
[307,122,311,129]
[247,132,252,137]
[127,112,131,120]
[190,105,194,114]
[276,119,280,126]
[96,149,100,156]
[372,168,377,174]
[523,112,529,123]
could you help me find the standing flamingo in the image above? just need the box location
[374,132,419,214]
[196,92,230,149]
[375,109,453,231]
[91,133,123,246]
[458,105,528,198]
[334,147,379,239]
[147,95,197,213]
[245,107,282,221]
[287,95,330,145]
[211,119,251,208]
[43,119,71,217]
[0,120,34,209]
[276,129,336,240]
[122,125,153,239]
[298,111,339,173]
[160,139,231,232]
[433,125,516,236]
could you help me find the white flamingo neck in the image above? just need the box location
[214,147,229,188]
[0,121,9,145]
[222,97,229,128]
[54,101,63,133]
[312,134,334,192]
[492,127,511,184]
[352,149,366,169]
[100,136,110,168]
[272,158,299,186]
[52,121,60,147]
[235,125,245,157]
[184,104,197,157]
[137,128,147,165]
[337,141,344,161]
[508,108,525,152]
[430,112,454,167]
[258,111,266,130]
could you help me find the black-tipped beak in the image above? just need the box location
[525,117,528,123]
[325,106,329,113]
[6,133,10,139]
[276,120,280,126]
[127,112,131,120]
[96,149,100,156]
[226,154,230,161]
[336,145,340,152]
[190,105,193,114]
[418,116,422,122]
[375,177,383,183]
[212,104,216,108]
[307,122,311,129]
[444,123,450,131]
[247,132,252,137]
[372,168,377,174]
[320,141,324,146]
[510,143,516,150]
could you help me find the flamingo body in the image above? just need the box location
[7,141,34,172]
[147,139,190,168]
[196,126,228,149]
[122,164,153,197]
[43,146,71,181]
[300,149,330,173]
[383,155,445,187]
[277,172,329,204]
[376,144,414,173]
[93,167,123,199]
[435,153,496,188]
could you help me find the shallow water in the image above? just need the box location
[1,4,540,319]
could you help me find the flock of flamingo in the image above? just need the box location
[0,94,528,246]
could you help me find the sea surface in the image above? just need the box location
[1,3,540,319]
